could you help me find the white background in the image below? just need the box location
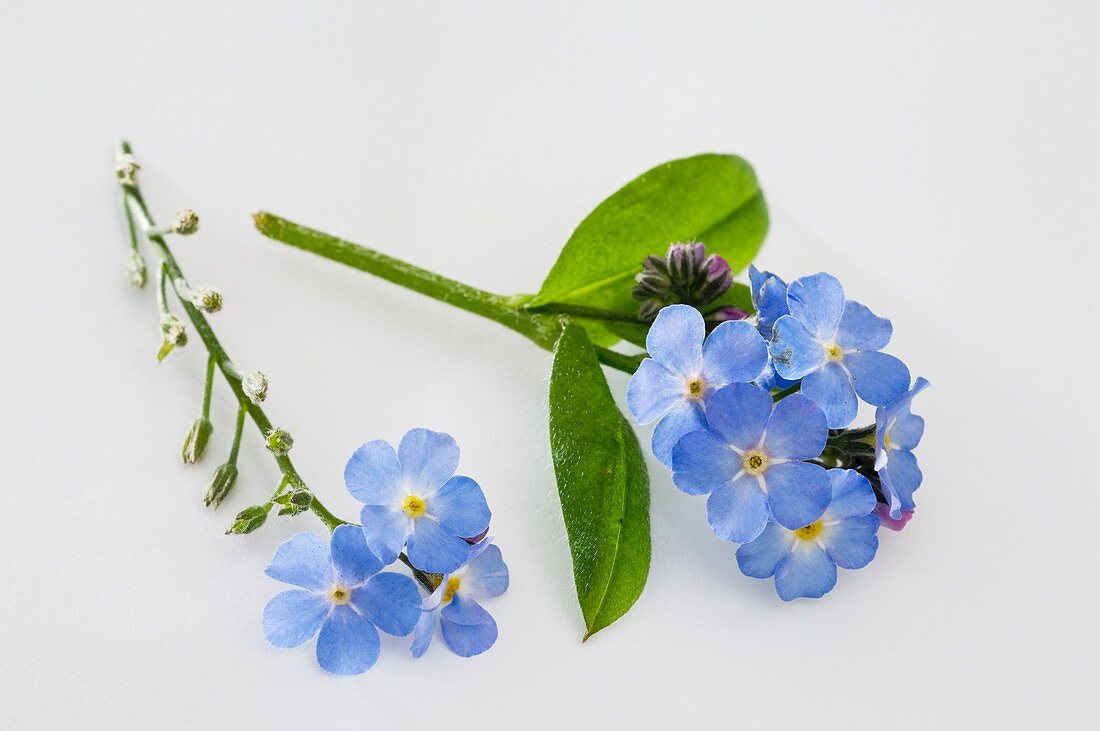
[1,1,1096,728]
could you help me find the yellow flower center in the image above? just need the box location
[686,376,706,400]
[824,341,844,362]
[443,576,461,604]
[742,449,768,476]
[794,521,824,541]
[403,494,427,518]
[329,585,352,605]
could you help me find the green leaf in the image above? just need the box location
[531,153,768,315]
[549,322,650,640]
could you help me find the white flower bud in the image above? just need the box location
[241,371,268,405]
[173,209,200,235]
[192,287,223,313]
[124,251,147,288]
[115,154,140,185]
[161,315,188,346]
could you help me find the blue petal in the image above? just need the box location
[846,351,910,407]
[351,572,422,636]
[330,524,383,587]
[704,382,773,450]
[771,316,825,380]
[748,264,769,303]
[736,522,795,578]
[441,593,493,625]
[431,476,491,538]
[651,400,707,467]
[406,518,471,574]
[262,590,329,648]
[881,376,930,450]
[751,268,790,337]
[440,615,498,657]
[762,393,828,461]
[881,449,922,518]
[785,272,844,341]
[315,605,381,675]
[410,607,439,658]
[763,461,830,530]
[836,300,892,351]
[265,532,332,591]
[627,358,686,424]
[823,469,877,521]
[359,504,411,565]
[801,362,858,428]
[463,543,509,600]
[701,320,769,386]
[671,428,741,496]
[344,440,402,505]
[823,514,879,570]
[706,476,769,544]
[645,304,704,375]
[774,544,837,600]
[398,428,460,493]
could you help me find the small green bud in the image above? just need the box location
[173,209,200,235]
[124,251,147,288]
[241,371,268,405]
[204,462,239,508]
[192,287,223,313]
[275,487,313,516]
[226,504,268,535]
[181,417,214,464]
[265,428,294,456]
[115,153,140,185]
[161,315,188,346]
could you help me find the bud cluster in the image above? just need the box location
[632,242,733,320]
[266,428,294,456]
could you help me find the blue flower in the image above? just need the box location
[345,429,491,574]
[671,382,830,544]
[262,525,422,675]
[627,304,769,466]
[736,469,880,601]
[411,540,509,658]
[748,264,789,339]
[770,272,910,428]
[875,376,931,520]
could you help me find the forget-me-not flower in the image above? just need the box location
[770,272,910,428]
[875,376,930,520]
[345,429,491,574]
[748,264,789,339]
[627,304,769,466]
[262,525,422,675]
[672,382,830,544]
[736,469,880,600]
[411,540,509,658]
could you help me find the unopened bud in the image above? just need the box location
[204,462,239,508]
[124,251,147,288]
[115,153,140,186]
[705,306,752,328]
[241,371,268,405]
[266,428,294,456]
[632,242,733,320]
[226,504,268,535]
[173,209,200,235]
[192,287,223,313]
[275,487,313,516]
[160,315,188,346]
[181,417,214,464]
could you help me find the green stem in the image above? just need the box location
[119,141,351,533]
[201,356,216,421]
[524,301,648,324]
[228,401,246,464]
[771,382,801,402]
[156,260,170,316]
[399,553,441,592]
[252,212,644,375]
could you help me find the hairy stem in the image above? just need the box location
[252,212,645,375]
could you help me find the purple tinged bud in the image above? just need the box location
[632,241,734,319]
[875,504,914,531]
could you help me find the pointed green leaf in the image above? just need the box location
[532,153,768,315]
[549,322,651,640]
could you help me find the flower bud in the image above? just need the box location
[632,242,732,320]
[204,462,239,508]
[124,251,147,288]
[226,504,268,535]
[181,417,214,464]
[241,371,268,405]
[172,209,200,235]
[192,286,223,313]
[161,315,188,346]
[266,428,294,456]
[115,153,140,186]
[275,487,313,517]
[705,306,751,328]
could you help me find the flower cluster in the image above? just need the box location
[628,266,930,600]
[263,429,508,674]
